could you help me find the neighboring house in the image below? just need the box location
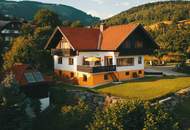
[9,63,52,87]
[45,23,158,87]
[0,20,22,47]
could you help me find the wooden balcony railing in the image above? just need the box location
[77,65,116,73]
[51,49,77,57]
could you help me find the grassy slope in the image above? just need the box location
[96,76,190,100]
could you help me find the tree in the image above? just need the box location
[0,37,4,70]
[143,104,180,130]
[34,9,62,28]
[3,24,53,72]
[3,36,36,70]
[33,100,93,130]
[70,20,83,27]
[33,26,53,49]
[21,23,35,36]
[0,73,32,130]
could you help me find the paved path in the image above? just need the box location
[145,65,189,76]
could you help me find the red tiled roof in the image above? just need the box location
[11,64,30,84]
[59,27,100,50]
[101,24,139,50]
[9,64,52,86]
[46,23,154,51]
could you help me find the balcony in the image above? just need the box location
[51,49,77,57]
[77,65,116,73]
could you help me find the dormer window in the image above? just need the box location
[125,40,131,48]
[135,40,143,48]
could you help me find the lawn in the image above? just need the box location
[95,76,190,100]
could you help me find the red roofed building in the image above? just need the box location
[45,23,158,87]
[9,63,52,87]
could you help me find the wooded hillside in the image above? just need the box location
[0,0,100,25]
[103,1,190,26]
[101,1,190,59]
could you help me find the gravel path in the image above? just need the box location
[145,65,189,76]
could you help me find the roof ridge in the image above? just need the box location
[59,26,100,31]
[105,23,140,30]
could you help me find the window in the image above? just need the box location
[104,74,109,80]
[95,57,101,66]
[138,56,142,64]
[58,57,62,64]
[83,57,90,65]
[33,72,44,82]
[105,56,113,66]
[135,40,143,48]
[5,36,11,41]
[14,30,19,34]
[70,72,74,78]
[139,70,142,74]
[117,58,134,66]
[125,41,131,48]
[132,72,138,78]
[2,29,10,34]
[60,41,70,49]
[83,74,87,82]
[24,73,36,83]
[68,58,74,65]
[125,72,130,76]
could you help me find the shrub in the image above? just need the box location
[88,101,180,130]
[33,101,93,130]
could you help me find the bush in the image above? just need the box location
[49,87,77,105]
[33,101,93,130]
[88,101,180,130]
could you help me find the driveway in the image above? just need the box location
[145,65,189,76]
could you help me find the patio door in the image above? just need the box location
[104,56,113,66]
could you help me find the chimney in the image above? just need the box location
[100,23,104,32]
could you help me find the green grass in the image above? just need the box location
[174,97,190,130]
[95,76,190,100]
[53,82,96,92]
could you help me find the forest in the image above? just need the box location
[99,1,190,62]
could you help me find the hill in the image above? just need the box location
[0,0,100,25]
[100,1,190,58]
[146,19,190,30]
[102,1,190,26]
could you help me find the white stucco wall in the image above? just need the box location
[54,55,77,71]
[53,52,144,72]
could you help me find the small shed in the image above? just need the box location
[8,63,53,98]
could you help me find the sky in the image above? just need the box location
[11,0,167,19]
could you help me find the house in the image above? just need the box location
[45,23,158,87]
[0,20,22,48]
